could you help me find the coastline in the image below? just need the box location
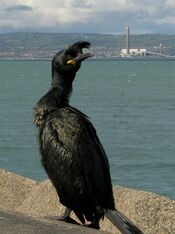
[1,56,175,62]
[0,168,175,234]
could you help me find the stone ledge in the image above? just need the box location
[0,209,108,234]
[0,168,175,233]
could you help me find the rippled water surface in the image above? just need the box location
[0,59,175,199]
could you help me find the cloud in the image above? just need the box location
[1,0,175,33]
[71,0,92,8]
[156,16,175,25]
[5,4,33,12]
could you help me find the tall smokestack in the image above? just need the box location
[126,26,130,55]
[160,44,162,55]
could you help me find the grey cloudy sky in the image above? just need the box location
[1,0,175,34]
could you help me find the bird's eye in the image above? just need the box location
[67,55,73,60]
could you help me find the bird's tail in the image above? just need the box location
[105,209,143,234]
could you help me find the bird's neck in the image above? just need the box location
[34,71,76,127]
[51,72,74,106]
[34,84,72,127]
[51,73,63,88]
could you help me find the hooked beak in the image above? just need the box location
[67,51,94,65]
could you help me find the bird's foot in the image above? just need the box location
[62,216,80,225]
[45,207,80,225]
[46,215,80,225]
[84,222,100,230]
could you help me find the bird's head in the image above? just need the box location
[51,41,93,87]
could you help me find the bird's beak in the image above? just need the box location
[67,51,93,65]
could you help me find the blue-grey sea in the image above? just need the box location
[0,59,175,199]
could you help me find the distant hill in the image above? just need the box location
[0,32,175,59]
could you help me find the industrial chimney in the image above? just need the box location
[126,26,130,55]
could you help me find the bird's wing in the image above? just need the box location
[76,112,115,209]
[50,106,115,209]
[40,106,114,209]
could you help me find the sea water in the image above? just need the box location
[0,59,175,199]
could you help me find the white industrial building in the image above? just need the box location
[120,48,147,57]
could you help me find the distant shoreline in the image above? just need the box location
[1,33,175,62]
[1,56,175,62]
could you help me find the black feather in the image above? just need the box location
[105,210,143,234]
[72,41,91,49]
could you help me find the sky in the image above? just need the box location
[1,0,175,34]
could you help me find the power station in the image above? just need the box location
[120,26,146,57]
[120,26,166,58]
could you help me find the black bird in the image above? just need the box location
[34,41,143,234]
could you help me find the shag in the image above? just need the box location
[34,41,143,234]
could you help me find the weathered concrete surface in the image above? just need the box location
[0,169,175,234]
[0,210,108,234]
[0,169,38,210]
